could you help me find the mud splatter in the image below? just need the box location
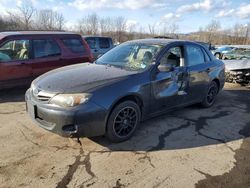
[113,178,125,188]
[149,122,192,151]
[55,144,96,188]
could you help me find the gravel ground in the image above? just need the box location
[0,83,249,188]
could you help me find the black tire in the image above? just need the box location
[106,101,141,142]
[201,81,219,108]
[215,53,221,59]
[222,55,227,60]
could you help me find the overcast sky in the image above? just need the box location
[0,0,249,33]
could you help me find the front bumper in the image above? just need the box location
[25,89,108,137]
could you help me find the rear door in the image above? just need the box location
[0,39,33,88]
[61,37,91,63]
[31,37,62,78]
[151,44,188,113]
[185,44,211,102]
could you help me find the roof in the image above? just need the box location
[83,35,112,38]
[124,38,195,45]
[0,31,79,38]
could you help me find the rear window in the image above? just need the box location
[85,38,96,49]
[62,38,85,53]
[99,38,110,49]
[33,39,61,58]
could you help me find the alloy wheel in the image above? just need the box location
[207,85,218,104]
[113,107,138,138]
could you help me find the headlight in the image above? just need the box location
[50,93,92,107]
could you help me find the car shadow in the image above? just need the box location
[90,87,250,152]
[0,87,28,103]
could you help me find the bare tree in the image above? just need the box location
[8,0,36,30]
[161,23,179,38]
[100,17,110,34]
[88,13,99,35]
[148,23,156,36]
[35,9,64,30]
[114,16,126,42]
[78,13,99,35]
[205,20,221,43]
[245,23,250,44]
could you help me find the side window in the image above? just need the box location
[160,47,181,67]
[62,38,85,53]
[99,38,110,49]
[186,45,205,66]
[0,40,29,62]
[85,38,96,49]
[33,39,61,58]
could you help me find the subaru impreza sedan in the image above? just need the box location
[26,39,225,142]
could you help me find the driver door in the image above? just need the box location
[150,45,188,114]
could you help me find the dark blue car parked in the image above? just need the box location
[26,39,225,142]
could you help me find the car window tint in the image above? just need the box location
[160,47,181,67]
[85,38,96,49]
[33,39,61,58]
[99,38,110,49]
[62,38,85,53]
[0,40,29,62]
[186,45,205,66]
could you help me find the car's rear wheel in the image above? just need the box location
[106,101,141,142]
[222,55,228,60]
[201,81,219,108]
[215,53,221,59]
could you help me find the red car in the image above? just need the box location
[0,31,93,89]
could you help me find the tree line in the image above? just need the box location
[0,1,249,45]
[0,1,64,31]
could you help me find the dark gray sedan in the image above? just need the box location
[26,39,225,142]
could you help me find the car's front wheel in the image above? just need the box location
[106,101,141,142]
[201,81,219,108]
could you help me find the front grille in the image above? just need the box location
[32,90,55,103]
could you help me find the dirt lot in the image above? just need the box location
[0,83,249,188]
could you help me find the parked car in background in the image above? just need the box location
[222,48,250,60]
[223,47,250,85]
[26,39,225,142]
[83,36,114,60]
[212,46,235,59]
[0,31,93,89]
[224,59,250,86]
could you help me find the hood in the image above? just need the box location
[223,59,250,71]
[33,63,137,93]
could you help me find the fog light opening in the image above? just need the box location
[62,124,78,134]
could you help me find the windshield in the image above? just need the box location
[96,43,163,71]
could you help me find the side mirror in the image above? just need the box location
[158,63,174,72]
